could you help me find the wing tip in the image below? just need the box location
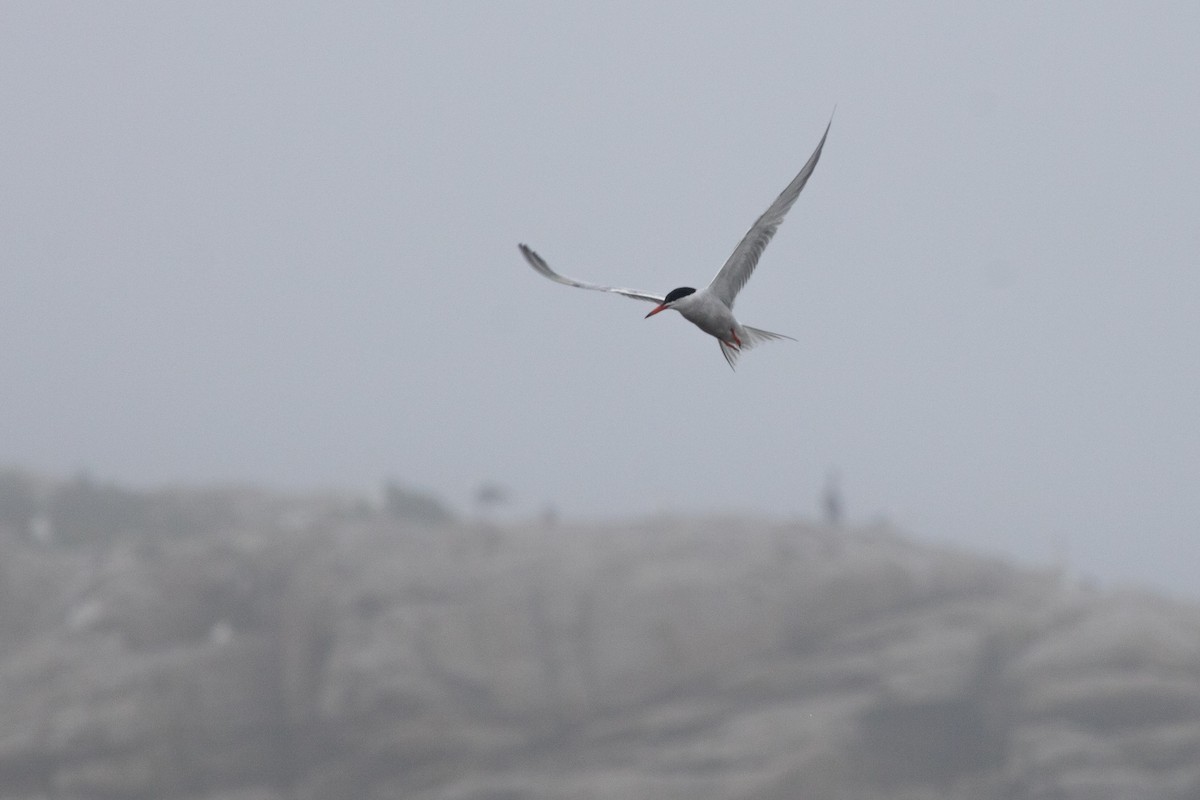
[518,243,547,272]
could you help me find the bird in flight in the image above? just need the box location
[519,116,831,369]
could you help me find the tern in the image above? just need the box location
[519,116,831,369]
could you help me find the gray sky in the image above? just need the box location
[3,3,1198,595]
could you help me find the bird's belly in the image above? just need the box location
[678,303,738,341]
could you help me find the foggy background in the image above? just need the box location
[3,6,1200,798]
[2,5,1198,588]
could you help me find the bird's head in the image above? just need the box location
[645,287,696,318]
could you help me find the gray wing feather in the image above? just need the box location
[519,244,664,304]
[706,116,832,308]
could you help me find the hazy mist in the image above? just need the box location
[2,1,1198,599]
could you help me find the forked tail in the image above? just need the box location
[719,326,795,370]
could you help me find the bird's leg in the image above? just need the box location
[729,328,742,349]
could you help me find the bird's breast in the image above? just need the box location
[675,294,738,340]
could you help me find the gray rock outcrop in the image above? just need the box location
[1,510,1197,799]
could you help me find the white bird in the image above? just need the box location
[519,116,831,369]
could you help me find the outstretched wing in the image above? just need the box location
[705,115,832,308]
[519,244,664,304]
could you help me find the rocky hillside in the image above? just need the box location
[0,491,1198,799]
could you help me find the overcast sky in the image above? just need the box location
[2,3,1197,596]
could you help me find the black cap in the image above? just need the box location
[662,287,696,303]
